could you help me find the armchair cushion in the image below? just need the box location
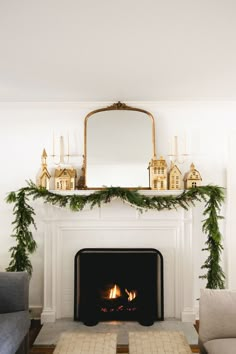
[0,272,30,354]
[204,338,236,354]
[0,311,30,354]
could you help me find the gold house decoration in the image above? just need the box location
[169,162,182,190]
[149,156,168,190]
[184,163,202,189]
[54,167,77,190]
[36,149,203,191]
[38,149,51,190]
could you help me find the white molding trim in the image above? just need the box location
[41,309,56,323]
[181,308,196,323]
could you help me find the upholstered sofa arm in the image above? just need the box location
[0,272,29,314]
[199,288,236,345]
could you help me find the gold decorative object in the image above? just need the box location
[149,156,168,190]
[54,167,77,190]
[169,162,182,190]
[38,149,51,190]
[106,101,130,110]
[77,155,86,189]
[84,101,157,188]
[184,163,202,189]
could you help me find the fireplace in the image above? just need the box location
[40,196,196,324]
[74,248,164,326]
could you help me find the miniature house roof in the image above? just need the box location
[42,148,47,158]
[40,168,51,179]
[149,156,167,168]
[55,168,77,178]
[169,163,182,175]
[183,163,202,181]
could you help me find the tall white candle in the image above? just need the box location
[60,136,64,164]
[168,139,172,156]
[53,132,55,156]
[183,133,187,155]
[174,136,178,157]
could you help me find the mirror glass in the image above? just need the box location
[85,104,156,188]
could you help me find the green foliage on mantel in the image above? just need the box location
[5,181,225,288]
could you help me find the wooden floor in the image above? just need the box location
[29,320,200,353]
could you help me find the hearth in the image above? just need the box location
[74,248,164,326]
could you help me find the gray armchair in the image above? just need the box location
[199,288,236,354]
[0,272,30,354]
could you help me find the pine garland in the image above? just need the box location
[6,181,225,288]
[6,187,37,275]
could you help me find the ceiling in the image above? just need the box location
[1,0,236,102]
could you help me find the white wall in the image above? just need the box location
[0,101,235,313]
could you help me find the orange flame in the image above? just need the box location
[109,284,121,299]
[125,288,137,301]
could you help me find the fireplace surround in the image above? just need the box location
[74,248,164,326]
[40,196,196,324]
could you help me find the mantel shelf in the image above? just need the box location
[48,189,184,196]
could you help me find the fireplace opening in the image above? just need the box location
[74,248,164,326]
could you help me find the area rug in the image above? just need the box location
[129,331,192,354]
[34,319,198,347]
[53,332,117,354]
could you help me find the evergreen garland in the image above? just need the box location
[6,181,225,288]
[6,187,37,275]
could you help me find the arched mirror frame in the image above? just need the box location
[84,101,157,189]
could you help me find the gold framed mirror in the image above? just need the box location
[84,102,157,189]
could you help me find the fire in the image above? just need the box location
[109,284,121,299]
[125,288,137,301]
[106,284,137,302]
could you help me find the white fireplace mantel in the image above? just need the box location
[40,191,196,324]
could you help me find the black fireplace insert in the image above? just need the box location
[74,248,164,326]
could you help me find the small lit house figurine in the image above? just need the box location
[184,163,202,189]
[54,167,77,190]
[38,149,51,190]
[169,162,182,190]
[149,156,168,190]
